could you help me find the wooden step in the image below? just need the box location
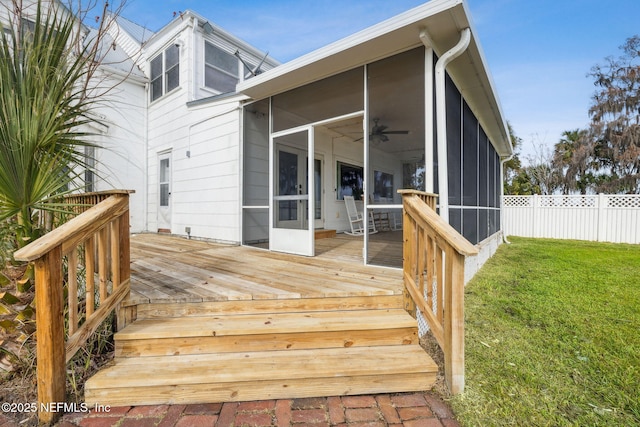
[85,345,437,407]
[115,309,418,357]
[134,295,404,319]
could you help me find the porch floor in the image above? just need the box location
[128,232,403,305]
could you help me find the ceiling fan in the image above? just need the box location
[359,118,409,143]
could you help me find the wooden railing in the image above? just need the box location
[37,190,133,232]
[13,193,131,424]
[63,190,132,214]
[399,190,478,395]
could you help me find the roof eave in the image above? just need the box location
[237,0,511,156]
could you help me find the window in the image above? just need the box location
[204,41,238,93]
[159,158,170,207]
[337,162,363,200]
[373,171,394,200]
[150,45,180,101]
[21,18,35,35]
[84,146,95,192]
[402,161,425,191]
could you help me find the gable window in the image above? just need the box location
[204,41,239,93]
[150,44,180,102]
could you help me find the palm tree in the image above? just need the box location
[0,2,100,248]
[553,129,594,194]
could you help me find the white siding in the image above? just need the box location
[92,72,147,232]
[147,81,243,241]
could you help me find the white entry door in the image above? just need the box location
[158,152,172,232]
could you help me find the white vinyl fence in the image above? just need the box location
[502,194,640,244]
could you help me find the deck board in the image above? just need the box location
[128,233,402,304]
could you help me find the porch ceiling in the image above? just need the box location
[237,0,511,157]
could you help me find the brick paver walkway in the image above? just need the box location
[22,392,459,426]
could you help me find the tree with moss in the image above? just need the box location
[588,35,640,194]
[551,129,600,195]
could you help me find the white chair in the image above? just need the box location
[390,212,403,230]
[344,196,377,235]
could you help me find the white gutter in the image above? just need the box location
[420,29,435,193]
[434,27,471,223]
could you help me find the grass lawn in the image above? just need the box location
[450,237,639,426]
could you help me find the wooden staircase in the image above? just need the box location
[84,295,437,406]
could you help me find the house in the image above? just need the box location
[8,1,512,417]
[2,0,510,268]
[84,0,511,275]
[5,0,510,270]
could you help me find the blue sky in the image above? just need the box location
[120,0,640,160]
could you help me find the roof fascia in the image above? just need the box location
[186,92,249,109]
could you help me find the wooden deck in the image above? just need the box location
[128,233,403,305]
[85,232,437,407]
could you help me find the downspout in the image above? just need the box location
[434,28,471,223]
[500,153,514,244]
[420,29,435,193]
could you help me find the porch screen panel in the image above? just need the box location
[272,68,363,132]
[463,101,478,207]
[492,150,500,208]
[478,128,489,207]
[489,146,497,209]
[444,69,505,244]
[366,47,424,268]
[242,99,270,246]
[478,209,489,242]
[449,209,462,235]
[446,74,462,207]
[490,150,501,235]
[463,208,478,244]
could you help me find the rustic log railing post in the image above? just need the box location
[14,191,133,424]
[399,189,477,395]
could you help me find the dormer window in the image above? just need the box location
[204,41,238,93]
[150,44,180,102]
